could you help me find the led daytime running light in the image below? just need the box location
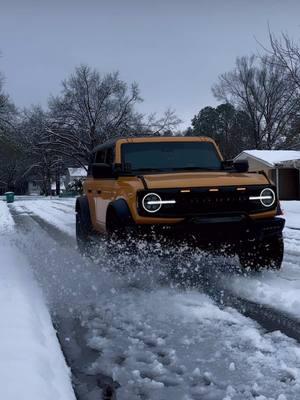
[249,188,275,207]
[142,193,176,213]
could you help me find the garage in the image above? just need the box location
[235,150,300,200]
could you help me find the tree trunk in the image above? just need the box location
[56,172,60,196]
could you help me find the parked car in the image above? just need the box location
[75,136,285,269]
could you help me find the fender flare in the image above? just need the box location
[107,198,134,226]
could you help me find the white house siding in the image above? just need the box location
[28,182,41,195]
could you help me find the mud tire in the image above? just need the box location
[76,199,93,255]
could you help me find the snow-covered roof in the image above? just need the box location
[235,150,300,167]
[68,167,87,177]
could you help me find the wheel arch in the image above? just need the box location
[106,198,134,227]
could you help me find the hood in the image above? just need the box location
[141,171,269,189]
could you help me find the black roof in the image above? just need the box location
[92,135,193,153]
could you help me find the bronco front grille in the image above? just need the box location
[137,185,277,217]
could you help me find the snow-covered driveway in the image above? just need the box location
[2,197,300,400]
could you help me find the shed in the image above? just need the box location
[235,150,300,200]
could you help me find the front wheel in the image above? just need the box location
[76,202,93,255]
[238,234,284,271]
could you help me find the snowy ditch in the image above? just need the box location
[2,198,300,399]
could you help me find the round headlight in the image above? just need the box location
[142,193,162,213]
[260,188,276,207]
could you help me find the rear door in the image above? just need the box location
[85,150,105,230]
[93,147,117,231]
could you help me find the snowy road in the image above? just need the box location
[2,197,300,400]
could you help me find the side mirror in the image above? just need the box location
[92,163,113,179]
[222,160,234,169]
[233,160,249,173]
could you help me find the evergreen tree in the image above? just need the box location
[188,103,252,158]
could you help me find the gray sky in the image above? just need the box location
[1,0,300,128]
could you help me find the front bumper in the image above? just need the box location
[136,215,285,243]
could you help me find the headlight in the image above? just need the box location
[260,188,276,207]
[249,188,276,207]
[142,192,176,213]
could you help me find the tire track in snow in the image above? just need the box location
[203,279,300,343]
[9,205,116,400]
[52,200,76,209]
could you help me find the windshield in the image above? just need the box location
[121,141,222,172]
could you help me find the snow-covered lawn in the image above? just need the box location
[224,201,300,319]
[0,201,75,400]
[282,200,300,230]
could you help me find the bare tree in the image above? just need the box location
[0,142,19,192]
[0,67,20,193]
[0,72,17,139]
[268,32,300,91]
[46,65,181,168]
[0,63,182,193]
[46,65,143,168]
[20,106,64,195]
[212,55,300,149]
[141,109,182,136]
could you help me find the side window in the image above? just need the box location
[95,151,105,163]
[106,148,114,165]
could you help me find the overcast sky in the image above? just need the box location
[1,0,300,128]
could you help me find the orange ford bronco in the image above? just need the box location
[75,136,285,269]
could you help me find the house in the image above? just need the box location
[28,180,42,195]
[64,167,88,187]
[235,150,300,200]
[51,181,66,196]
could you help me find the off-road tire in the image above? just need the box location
[76,201,93,254]
[238,234,284,271]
